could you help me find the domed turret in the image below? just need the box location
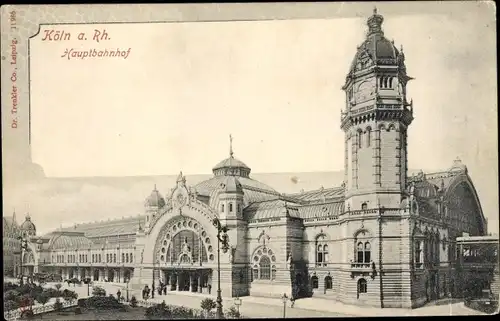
[20,213,36,237]
[220,176,244,194]
[218,175,244,223]
[144,185,165,231]
[449,157,467,173]
[144,185,166,208]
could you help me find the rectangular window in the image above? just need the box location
[364,251,371,263]
[357,251,364,263]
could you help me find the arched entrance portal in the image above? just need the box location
[93,269,100,281]
[154,218,215,295]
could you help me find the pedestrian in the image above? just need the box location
[208,284,212,294]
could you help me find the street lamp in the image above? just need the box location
[126,281,130,302]
[233,296,242,317]
[281,293,288,318]
[16,236,28,285]
[213,217,230,319]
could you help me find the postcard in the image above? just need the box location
[1,2,498,319]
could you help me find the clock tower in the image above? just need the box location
[341,9,414,211]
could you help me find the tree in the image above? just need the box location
[200,298,216,318]
[63,290,78,305]
[225,306,241,319]
[92,286,106,297]
[36,292,50,318]
[54,283,62,291]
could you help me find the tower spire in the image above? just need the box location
[229,134,234,158]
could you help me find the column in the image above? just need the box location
[190,272,195,292]
[198,271,203,293]
[170,273,176,291]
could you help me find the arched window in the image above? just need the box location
[389,77,393,88]
[325,276,333,290]
[130,254,133,263]
[259,256,271,280]
[229,203,233,212]
[358,278,367,295]
[311,275,319,289]
[415,240,423,268]
[221,204,225,213]
[366,128,371,147]
[383,77,388,89]
[113,253,116,263]
[356,241,371,263]
[122,253,125,263]
[99,254,101,262]
[358,131,363,149]
[316,235,328,267]
[361,203,368,210]
[237,204,241,213]
[252,247,277,281]
[126,253,129,263]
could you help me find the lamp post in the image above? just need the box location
[234,296,242,317]
[17,236,28,285]
[281,293,288,318]
[213,217,230,319]
[126,280,130,302]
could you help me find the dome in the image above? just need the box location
[347,9,402,75]
[20,214,36,232]
[449,157,467,173]
[145,185,166,208]
[219,176,243,194]
[48,232,93,250]
[213,156,250,171]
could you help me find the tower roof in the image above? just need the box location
[212,135,251,176]
[346,8,402,77]
[219,175,244,194]
[145,185,166,208]
[20,213,36,232]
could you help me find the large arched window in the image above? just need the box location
[316,235,329,267]
[252,247,277,281]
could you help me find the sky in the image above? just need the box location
[22,6,499,234]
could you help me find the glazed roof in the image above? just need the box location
[46,231,94,250]
[57,215,147,238]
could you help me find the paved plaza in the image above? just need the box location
[29,281,483,318]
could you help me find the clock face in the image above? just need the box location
[355,81,374,101]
